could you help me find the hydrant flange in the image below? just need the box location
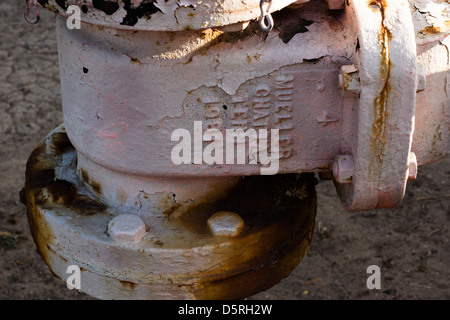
[23,125,317,299]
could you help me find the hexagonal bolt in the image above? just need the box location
[326,0,345,10]
[108,214,147,244]
[333,155,355,184]
[416,62,426,93]
[207,211,244,238]
[408,152,418,181]
[338,65,360,97]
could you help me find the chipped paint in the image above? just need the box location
[37,0,301,31]
[411,0,450,43]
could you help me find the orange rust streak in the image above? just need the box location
[371,0,391,170]
[420,21,450,35]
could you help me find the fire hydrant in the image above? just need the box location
[22,0,449,299]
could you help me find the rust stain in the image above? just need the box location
[26,133,107,217]
[370,0,392,170]
[368,0,382,11]
[24,142,57,268]
[130,57,141,65]
[35,176,107,216]
[116,188,128,206]
[155,192,182,217]
[25,144,105,264]
[125,54,142,65]
[50,132,72,155]
[420,21,450,35]
[421,25,442,35]
[91,181,103,195]
[429,124,443,160]
[341,70,358,92]
[245,54,260,63]
[80,168,89,184]
[328,16,344,32]
[80,168,103,195]
[119,280,137,291]
[23,130,108,288]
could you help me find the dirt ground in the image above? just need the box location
[0,0,449,300]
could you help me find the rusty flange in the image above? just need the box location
[23,125,317,299]
[333,0,419,211]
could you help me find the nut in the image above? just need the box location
[207,211,244,238]
[338,65,360,97]
[108,214,146,244]
[333,155,355,184]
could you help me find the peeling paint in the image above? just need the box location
[92,0,120,15]
[120,0,162,26]
[37,0,300,31]
[411,0,450,42]
[55,0,67,10]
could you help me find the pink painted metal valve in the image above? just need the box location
[22,0,449,299]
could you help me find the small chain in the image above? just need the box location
[25,0,40,24]
[259,0,274,32]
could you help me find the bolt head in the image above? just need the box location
[108,214,146,244]
[333,155,355,184]
[207,211,244,238]
[339,65,360,97]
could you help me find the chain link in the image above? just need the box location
[259,0,274,32]
[25,0,40,24]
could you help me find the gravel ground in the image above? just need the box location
[0,0,449,300]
